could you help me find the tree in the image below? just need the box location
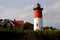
[24,22,33,30]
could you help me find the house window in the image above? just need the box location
[7,23,11,26]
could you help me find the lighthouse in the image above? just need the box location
[33,3,43,31]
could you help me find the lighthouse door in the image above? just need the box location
[36,23,38,27]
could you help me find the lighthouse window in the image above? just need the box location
[36,23,38,27]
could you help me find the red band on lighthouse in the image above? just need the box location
[34,9,42,18]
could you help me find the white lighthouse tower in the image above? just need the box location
[33,3,43,31]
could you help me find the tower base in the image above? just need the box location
[34,18,43,31]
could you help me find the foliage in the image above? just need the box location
[0,25,60,40]
[43,26,57,30]
[24,22,33,30]
[0,21,60,40]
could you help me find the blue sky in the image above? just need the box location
[0,0,60,29]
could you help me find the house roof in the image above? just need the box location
[13,20,24,26]
[0,19,15,26]
[0,19,24,27]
